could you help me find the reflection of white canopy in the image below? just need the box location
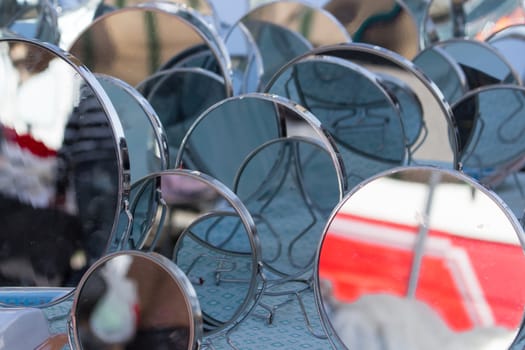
[338,177,520,245]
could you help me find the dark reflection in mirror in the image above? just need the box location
[136,68,227,166]
[486,24,525,85]
[69,5,230,88]
[271,43,459,168]
[72,251,201,350]
[226,1,350,90]
[266,55,407,189]
[323,0,419,58]
[452,85,525,218]
[317,166,525,349]
[0,39,125,295]
[424,0,525,45]
[97,74,168,182]
[0,0,60,44]
[127,170,259,335]
[413,45,468,104]
[434,39,520,90]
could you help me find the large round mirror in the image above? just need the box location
[316,166,525,349]
[70,250,202,349]
[0,38,128,304]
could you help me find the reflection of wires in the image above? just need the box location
[353,3,402,42]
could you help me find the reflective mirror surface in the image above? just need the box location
[127,170,261,334]
[0,39,127,297]
[323,0,419,58]
[97,74,169,182]
[69,5,231,89]
[486,24,525,85]
[70,251,202,349]
[317,166,525,349]
[226,0,350,89]
[266,54,407,189]
[136,68,228,166]
[274,43,459,168]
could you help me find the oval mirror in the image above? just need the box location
[125,169,261,335]
[96,73,169,183]
[316,165,525,349]
[69,4,232,92]
[452,84,525,219]
[322,0,420,59]
[486,24,525,85]
[265,54,408,190]
[136,67,228,166]
[70,250,202,349]
[424,0,525,45]
[269,43,460,168]
[0,38,128,304]
[225,0,351,90]
[413,44,468,104]
[433,38,520,89]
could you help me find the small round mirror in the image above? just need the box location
[70,250,202,349]
[316,166,525,349]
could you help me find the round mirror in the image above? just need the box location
[269,43,459,168]
[0,0,60,44]
[125,169,261,335]
[486,24,525,85]
[424,0,525,45]
[433,38,520,89]
[316,166,525,349]
[136,67,228,166]
[69,4,232,92]
[413,44,468,104]
[265,54,408,189]
[452,84,525,219]
[323,0,420,59]
[225,0,351,90]
[70,250,202,349]
[0,38,128,303]
[96,73,169,183]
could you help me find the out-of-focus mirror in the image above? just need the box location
[452,84,525,219]
[125,169,261,335]
[316,166,525,349]
[0,0,60,44]
[486,24,525,85]
[96,73,169,182]
[272,43,459,168]
[70,250,202,349]
[434,38,520,89]
[265,54,408,189]
[424,0,525,45]
[0,38,128,304]
[69,4,232,92]
[225,0,351,90]
[413,44,468,104]
[136,68,228,166]
[323,0,420,59]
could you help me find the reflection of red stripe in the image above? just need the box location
[3,127,56,157]
[320,213,525,330]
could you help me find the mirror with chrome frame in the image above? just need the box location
[96,73,169,183]
[0,38,129,305]
[452,84,525,220]
[267,43,460,169]
[486,24,525,85]
[423,0,525,46]
[316,165,525,350]
[224,0,351,91]
[265,54,408,190]
[68,3,232,93]
[125,169,262,336]
[135,67,229,166]
[69,250,202,350]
